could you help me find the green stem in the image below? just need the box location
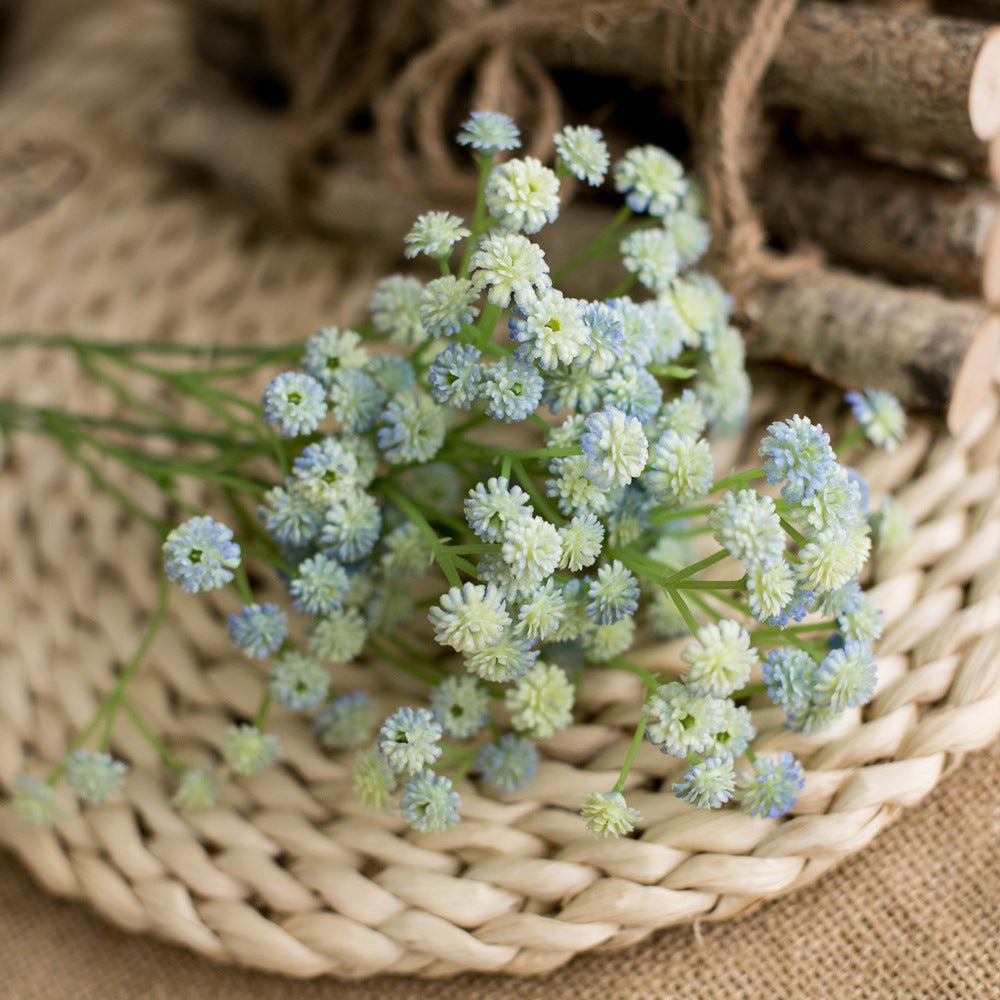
[552,204,631,283]
[459,154,496,276]
[511,458,563,525]
[711,466,765,494]
[732,682,767,703]
[780,516,808,548]
[608,657,660,694]
[49,576,170,780]
[367,636,441,686]
[613,713,648,794]
[382,484,462,587]
[122,699,185,772]
[253,691,272,729]
[665,586,699,635]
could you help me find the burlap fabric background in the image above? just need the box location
[2,1,999,996]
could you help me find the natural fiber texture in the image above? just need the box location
[3,0,1000,980]
[5,737,1000,998]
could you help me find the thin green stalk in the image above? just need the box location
[613,713,649,794]
[459,154,496,276]
[552,203,631,283]
[665,586,699,635]
[367,636,440,686]
[382,484,463,587]
[253,690,272,729]
[732,682,767,703]
[511,458,563,525]
[711,466,765,493]
[780,516,808,548]
[608,657,660,694]
[49,575,170,776]
[122,699,184,772]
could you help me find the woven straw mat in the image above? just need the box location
[3,0,1000,981]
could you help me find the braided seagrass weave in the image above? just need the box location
[3,1,1000,981]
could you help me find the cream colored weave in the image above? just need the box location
[1,0,1000,979]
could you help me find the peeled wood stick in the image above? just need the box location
[759,152,1000,299]
[543,1,1000,164]
[749,270,1000,433]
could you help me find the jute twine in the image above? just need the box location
[2,0,1000,979]
[257,0,816,300]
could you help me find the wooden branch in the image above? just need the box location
[748,270,1000,433]
[543,1,1000,164]
[759,152,999,298]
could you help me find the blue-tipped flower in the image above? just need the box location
[328,368,386,433]
[470,232,551,309]
[430,582,511,654]
[644,682,725,757]
[578,301,625,374]
[735,752,804,818]
[586,560,639,625]
[404,211,471,259]
[163,516,241,593]
[516,578,568,641]
[580,790,641,839]
[320,489,382,563]
[501,515,562,587]
[314,691,376,750]
[712,701,756,759]
[370,274,426,345]
[419,275,480,337]
[620,228,681,293]
[428,343,484,408]
[309,606,368,663]
[509,289,588,369]
[365,354,416,398]
[465,633,539,683]
[658,390,707,440]
[798,522,871,595]
[400,771,461,832]
[708,489,785,570]
[644,430,714,506]
[12,776,63,825]
[430,675,490,739]
[669,209,710,268]
[353,746,396,810]
[377,391,447,464]
[480,356,544,422]
[476,734,538,793]
[228,603,287,658]
[378,707,443,775]
[485,156,561,233]
[259,483,324,548]
[600,365,663,423]
[614,145,687,217]
[814,641,877,712]
[172,767,219,812]
[293,436,360,493]
[555,124,609,185]
[763,647,816,718]
[672,757,736,809]
[759,415,837,504]
[302,326,367,386]
[846,389,906,452]
[506,662,575,739]
[262,371,327,437]
[268,652,329,711]
[558,513,605,572]
[465,476,532,542]
[65,750,128,804]
[580,406,649,489]
[457,111,521,153]
[681,620,758,698]
[289,552,349,615]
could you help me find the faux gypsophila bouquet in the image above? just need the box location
[12,112,913,837]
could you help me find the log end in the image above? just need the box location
[947,313,1000,434]
[970,27,1000,140]
[983,211,1000,306]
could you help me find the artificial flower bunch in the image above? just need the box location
[14,112,909,838]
